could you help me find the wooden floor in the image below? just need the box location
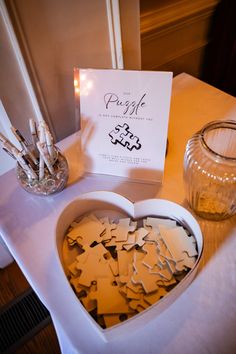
[0,261,61,354]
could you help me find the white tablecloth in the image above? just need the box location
[1,73,236,354]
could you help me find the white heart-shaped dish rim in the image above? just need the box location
[54,191,204,343]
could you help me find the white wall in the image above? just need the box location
[2,0,140,142]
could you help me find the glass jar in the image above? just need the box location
[184,120,236,220]
[16,148,69,196]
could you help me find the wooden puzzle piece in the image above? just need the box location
[67,215,105,246]
[134,249,145,261]
[123,243,134,251]
[119,264,133,284]
[68,214,99,236]
[103,313,134,328]
[100,216,117,241]
[68,260,80,276]
[175,252,197,272]
[122,232,136,250]
[126,287,142,300]
[104,236,117,247]
[135,227,149,247]
[144,229,161,244]
[150,262,173,281]
[76,243,110,264]
[160,226,197,263]
[157,277,177,287]
[108,258,119,276]
[115,241,124,251]
[90,278,132,314]
[165,258,177,274]
[105,234,136,252]
[76,254,114,287]
[118,284,127,296]
[69,277,89,295]
[129,294,149,312]
[158,242,174,262]
[126,280,143,294]
[144,217,177,230]
[104,314,121,328]
[132,253,163,293]
[67,237,77,246]
[144,287,168,305]
[81,293,97,312]
[103,314,124,328]
[117,249,135,276]
[142,242,158,269]
[111,218,137,242]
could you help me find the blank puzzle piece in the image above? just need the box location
[103,313,133,328]
[160,226,197,262]
[76,243,109,265]
[76,254,114,287]
[135,228,149,247]
[67,215,105,246]
[144,287,168,305]
[111,218,137,242]
[81,293,97,312]
[150,262,173,281]
[100,217,117,241]
[90,278,132,314]
[129,294,149,313]
[144,229,161,244]
[117,249,135,276]
[132,255,163,293]
[144,217,177,230]
[142,242,158,269]
[69,277,89,295]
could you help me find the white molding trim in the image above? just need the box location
[106,0,124,69]
[0,100,21,149]
[0,1,44,123]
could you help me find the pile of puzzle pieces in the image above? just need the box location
[66,214,198,328]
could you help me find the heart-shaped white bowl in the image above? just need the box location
[55,191,203,342]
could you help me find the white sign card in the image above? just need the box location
[79,69,172,183]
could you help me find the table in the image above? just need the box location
[1,73,236,354]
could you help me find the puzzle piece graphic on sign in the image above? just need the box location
[109,123,141,151]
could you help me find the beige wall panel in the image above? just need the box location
[141,14,210,71]
[140,0,219,78]
[6,0,113,141]
[155,47,205,78]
